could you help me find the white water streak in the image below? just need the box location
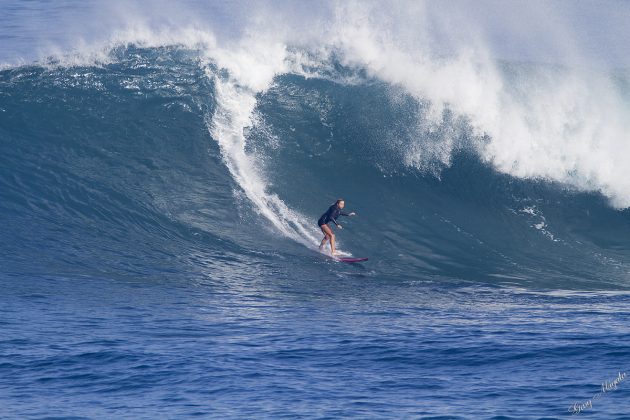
[207,69,321,248]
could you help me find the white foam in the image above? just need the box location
[321,2,630,207]
[201,34,328,249]
[209,70,321,248]
[7,1,630,210]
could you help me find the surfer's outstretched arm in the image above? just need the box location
[335,211,356,227]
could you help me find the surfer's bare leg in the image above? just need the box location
[320,224,335,255]
[319,225,329,250]
[330,233,336,255]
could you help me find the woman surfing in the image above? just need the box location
[318,199,356,256]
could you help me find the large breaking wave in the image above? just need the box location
[2,1,630,290]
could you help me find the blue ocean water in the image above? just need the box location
[3,2,630,419]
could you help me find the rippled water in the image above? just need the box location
[4,272,630,418]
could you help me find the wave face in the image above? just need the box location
[2,45,630,290]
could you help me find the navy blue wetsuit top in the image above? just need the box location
[318,205,349,227]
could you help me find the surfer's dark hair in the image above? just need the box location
[335,198,344,205]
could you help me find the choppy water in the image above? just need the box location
[2,1,630,418]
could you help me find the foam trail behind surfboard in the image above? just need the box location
[204,47,340,251]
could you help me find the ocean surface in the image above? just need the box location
[2,1,630,419]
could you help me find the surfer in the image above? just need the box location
[318,199,356,255]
